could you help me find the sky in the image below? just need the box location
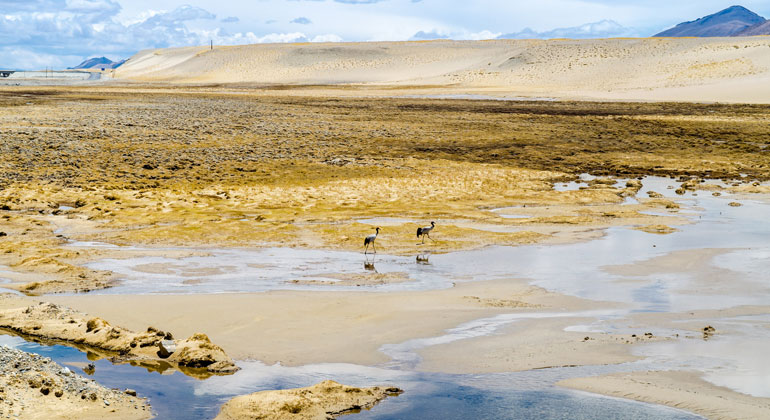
[2,0,770,70]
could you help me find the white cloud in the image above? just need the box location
[0,46,83,70]
[409,28,500,41]
[290,16,312,25]
[311,33,343,42]
[1,2,240,69]
[462,30,502,40]
[252,32,307,43]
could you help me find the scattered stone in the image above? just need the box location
[0,301,239,376]
[680,179,700,190]
[157,340,176,358]
[215,380,402,420]
[728,202,742,207]
[635,225,678,235]
[646,191,664,198]
[0,346,149,418]
[125,389,137,397]
[703,325,716,340]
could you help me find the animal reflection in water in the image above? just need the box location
[417,221,436,244]
[364,254,377,272]
[416,253,431,265]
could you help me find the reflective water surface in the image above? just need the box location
[5,175,769,419]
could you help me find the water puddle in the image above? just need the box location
[83,249,454,294]
[0,335,701,420]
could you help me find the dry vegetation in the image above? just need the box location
[0,86,768,293]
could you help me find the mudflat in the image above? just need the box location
[1,81,769,419]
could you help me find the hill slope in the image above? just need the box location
[114,37,770,103]
[655,5,765,37]
[736,20,770,36]
[70,57,126,70]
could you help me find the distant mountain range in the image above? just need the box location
[498,20,635,40]
[69,57,126,70]
[654,5,769,37]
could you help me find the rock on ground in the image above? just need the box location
[0,296,239,376]
[214,380,402,420]
[0,345,151,420]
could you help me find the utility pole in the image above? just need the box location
[210,40,213,50]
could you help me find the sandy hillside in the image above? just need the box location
[115,38,770,102]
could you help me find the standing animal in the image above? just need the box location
[364,227,380,254]
[417,221,436,243]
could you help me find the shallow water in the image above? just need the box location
[81,177,770,315]
[14,175,770,417]
[64,177,770,401]
[0,335,701,420]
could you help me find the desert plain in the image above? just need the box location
[1,36,770,419]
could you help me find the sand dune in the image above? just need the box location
[115,38,770,103]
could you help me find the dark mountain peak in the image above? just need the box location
[720,5,755,14]
[654,5,766,37]
[701,5,763,22]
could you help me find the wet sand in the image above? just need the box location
[47,279,590,366]
[559,371,770,420]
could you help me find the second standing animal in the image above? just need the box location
[417,221,436,243]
